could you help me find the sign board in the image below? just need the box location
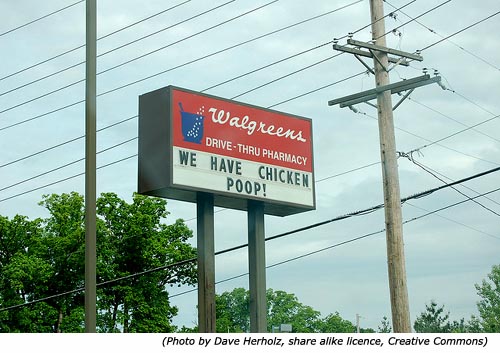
[138,86,315,216]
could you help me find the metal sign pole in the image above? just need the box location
[197,192,216,332]
[248,200,267,332]
[84,0,97,333]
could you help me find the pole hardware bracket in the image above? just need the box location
[328,74,442,108]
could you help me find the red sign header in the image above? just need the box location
[171,89,313,173]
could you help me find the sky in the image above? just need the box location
[0,0,499,331]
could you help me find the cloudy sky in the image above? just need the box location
[1,0,499,331]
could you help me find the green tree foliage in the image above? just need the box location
[212,287,367,333]
[318,312,355,333]
[216,287,250,333]
[413,300,481,333]
[414,301,453,333]
[266,289,322,333]
[0,192,196,332]
[377,316,391,333]
[475,264,500,332]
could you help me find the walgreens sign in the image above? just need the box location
[138,86,315,216]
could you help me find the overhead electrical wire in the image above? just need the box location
[0,1,416,167]
[1,67,496,200]
[0,70,365,202]
[1,0,498,314]
[375,0,452,41]
[356,110,500,166]
[408,98,500,144]
[334,0,417,41]
[2,79,497,204]
[0,0,192,82]
[0,0,235,96]
[0,0,84,37]
[229,53,343,99]
[0,40,335,165]
[418,9,500,52]
[400,153,500,209]
[0,0,275,114]
[0,1,418,184]
[0,115,137,168]
[0,137,137,193]
[402,185,500,224]
[401,113,500,162]
[402,155,500,217]
[2,2,497,208]
[2,166,499,312]
[384,0,500,72]
[405,202,500,241]
[0,0,360,124]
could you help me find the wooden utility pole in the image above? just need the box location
[369,0,411,332]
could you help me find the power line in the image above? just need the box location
[268,71,367,109]
[0,0,358,121]
[0,3,419,169]
[0,0,273,114]
[0,71,366,202]
[315,161,380,182]
[405,202,500,241]
[2,4,498,204]
[0,0,84,37]
[384,0,500,72]
[335,0,417,41]
[230,53,343,99]
[401,155,500,217]
[405,158,500,208]
[402,185,500,224]
[0,41,334,132]
[355,110,500,166]
[0,0,191,82]
[0,154,137,204]
[3,167,500,312]
[375,0,452,41]
[2,69,496,204]
[447,89,498,117]
[0,137,137,193]
[402,113,500,161]
[2,66,495,202]
[0,115,137,169]
[0,40,334,166]
[419,10,500,52]
[0,0,193,95]
[97,0,361,96]
[408,98,500,144]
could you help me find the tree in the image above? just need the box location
[213,288,322,333]
[211,287,372,333]
[378,316,391,333]
[475,264,500,332]
[0,193,85,333]
[0,214,53,332]
[413,301,481,333]
[266,289,322,333]
[319,312,355,333]
[0,192,197,333]
[216,287,250,333]
[414,301,453,333]
[96,192,197,333]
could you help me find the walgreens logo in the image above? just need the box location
[208,107,307,143]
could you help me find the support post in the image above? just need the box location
[197,193,216,332]
[248,200,267,333]
[84,0,97,333]
[369,0,411,332]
